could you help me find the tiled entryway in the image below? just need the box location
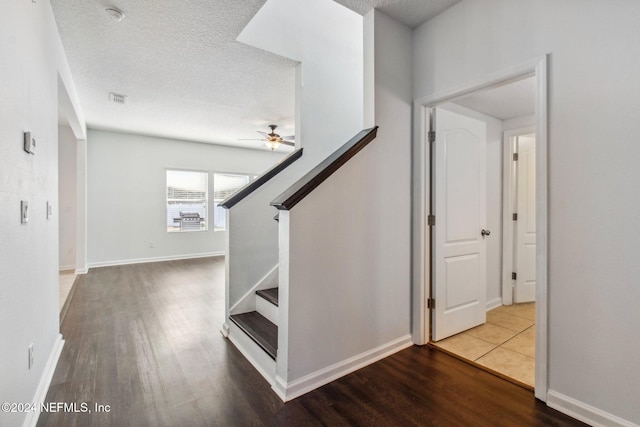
[59,270,76,312]
[432,303,535,387]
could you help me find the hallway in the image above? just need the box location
[39,258,582,426]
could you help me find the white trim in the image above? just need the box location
[220,321,230,338]
[547,390,639,427]
[533,55,549,401]
[274,335,413,402]
[74,267,88,275]
[87,252,224,268]
[501,126,535,306]
[414,56,541,107]
[486,297,502,312]
[229,264,279,315]
[226,322,276,386]
[58,265,75,272]
[411,102,429,346]
[23,334,64,427]
[412,55,549,402]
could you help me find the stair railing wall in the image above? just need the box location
[222,150,304,322]
[270,127,412,400]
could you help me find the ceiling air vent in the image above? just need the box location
[109,92,127,104]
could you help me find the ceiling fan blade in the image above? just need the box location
[257,131,269,136]
[238,138,265,141]
[281,135,295,140]
[281,140,295,146]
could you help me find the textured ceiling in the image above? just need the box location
[454,77,536,121]
[333,0,462,28]
[51,0,462,150]
[51,0,297,150]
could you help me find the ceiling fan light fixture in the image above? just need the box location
[105,7,125,22]
[265,139,280,151]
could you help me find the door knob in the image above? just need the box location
[481,229,491,236]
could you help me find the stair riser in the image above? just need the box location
[256,296,279,326]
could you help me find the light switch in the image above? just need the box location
[24,132,36,154]
[46,201,52,219]
[21,201,29,224]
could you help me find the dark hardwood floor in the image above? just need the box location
[38,257,584,427]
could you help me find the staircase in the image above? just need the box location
[229,287,279,360]
[223,128,380,401]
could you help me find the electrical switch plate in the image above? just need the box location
[24,132,36,154]
[47,201,52,219]
[21,201,29,224]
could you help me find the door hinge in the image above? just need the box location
[428,215,435,226]
[427,298,436,309]
[513,213,518,221]
[428,131,436,143]
[513,152,519,161]
[512,272,517,280]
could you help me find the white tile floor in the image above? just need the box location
[432,303,536,387]
[59,270,76,311]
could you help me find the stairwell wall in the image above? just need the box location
[229,1,364,317]
[277,10,413,395]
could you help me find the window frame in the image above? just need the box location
[213,172,253,232]
[166,168,210,233]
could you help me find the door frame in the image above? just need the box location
[411,55,548,401]
[501,126,536,306]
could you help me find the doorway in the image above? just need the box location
[58,105,77,314]
[411,56,548,400]
[57,74,87,319]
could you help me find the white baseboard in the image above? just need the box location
[226,322,276,387]
[23,334,64,427]
[274,335,413,402]
[58,265,75,272]
[486,297,502,311]
[88,252,224,268]
[74,267,88,275]
[547,390,639,427]
[220,322,230,338]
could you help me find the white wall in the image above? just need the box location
[238,0,364,160]
[226,0,365,313]
[87,129,284,266]
[277,9,413,393]
[414,0,640,424]
[0,1,84,425]
[58,125,77,270]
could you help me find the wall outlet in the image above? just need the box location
[28,344,34,369]
[47,201,53,219]
[21,201,29,224]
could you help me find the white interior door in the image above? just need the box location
[514,135,536,302]
[432,107,487,341]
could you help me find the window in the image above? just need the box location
[213,173,251,231]
[166,169,208,233]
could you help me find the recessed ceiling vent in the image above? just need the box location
[109,92,127,104]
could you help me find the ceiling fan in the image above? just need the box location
[240,125,295,151]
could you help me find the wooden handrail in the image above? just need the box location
[270,127,378,211]
[219,148,303,209]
